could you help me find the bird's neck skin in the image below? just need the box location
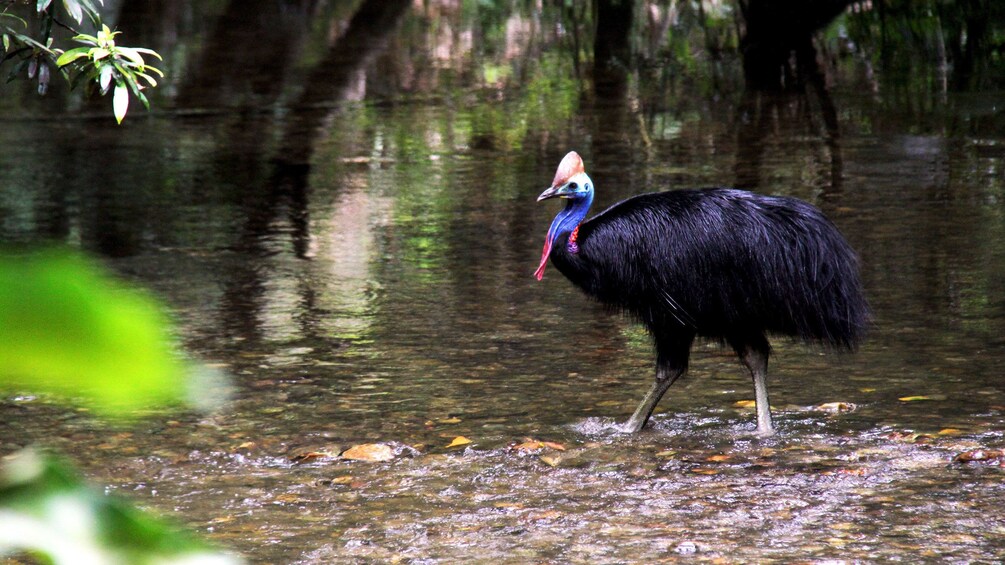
[551,195,592,248]
[535,191,593,280]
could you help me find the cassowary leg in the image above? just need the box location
[623,334,692,433]
[622,365,685,433]
[738,340,774,437]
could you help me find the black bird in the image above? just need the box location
[535,151,868,435]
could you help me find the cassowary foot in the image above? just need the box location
[620,414,650,434]
[621,374,679,433]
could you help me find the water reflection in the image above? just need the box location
[1,1,1005,563]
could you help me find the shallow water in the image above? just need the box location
[2,2,1004,563]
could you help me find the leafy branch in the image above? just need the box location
[57,24,163,123]
[1,0,164,123]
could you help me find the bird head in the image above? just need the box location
[536,151,593,203]
[535,151,594,280]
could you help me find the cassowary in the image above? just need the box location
[535,151,868,435]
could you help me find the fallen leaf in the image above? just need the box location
[814,402,857,413]
[493,502,523,510]
[290,451,337,464]
[655,450,677,458]
[898,395,932,402]
[885,431,912,441]
[941,534,978,544]
[954,449,1005,463]
[937,428,962,436]
[822,468,868,476]
[439,417,462,424]
[512,440,544,452]
[341,443,394,462]
[705,454,731,463]
[528,510,562,521]
[510,438,566,452]
[826,537,848,548]
[690,468,720,475]
[540,455,561,467]
[328,476,353,485]
[446,436,472,448]
[734,400,756,409]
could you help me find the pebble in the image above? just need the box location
[674,541,698,554]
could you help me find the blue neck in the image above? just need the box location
[546,193,593,245]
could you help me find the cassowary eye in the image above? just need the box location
[569,182,578,190]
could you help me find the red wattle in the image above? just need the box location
[534,239,552,280]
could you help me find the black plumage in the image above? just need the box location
[536,151,869,434]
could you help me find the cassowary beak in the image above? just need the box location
[537,185,562,201]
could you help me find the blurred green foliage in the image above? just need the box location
[0,449,242,564]
[0,248,238,561]
[0,247,188,416]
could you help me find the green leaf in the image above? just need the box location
[62,0,83,24]
[0,248,186,415]
[54,46,89,67]
[6,58,29,83]
[134,85,149,109]
[2,34,8,53]
[89,46,109,60]
[99,62,113,92]
[36,0,53,13]
[135,70,157,88]
[113,81,128,122]
[77,0,101,24]
[114,45,146,66]
[116,68,149,110]
[11,31,55,54]
[67,61,95,90]
[1,13,29,27]
[131,46,163,60]
[71,32,99,45]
